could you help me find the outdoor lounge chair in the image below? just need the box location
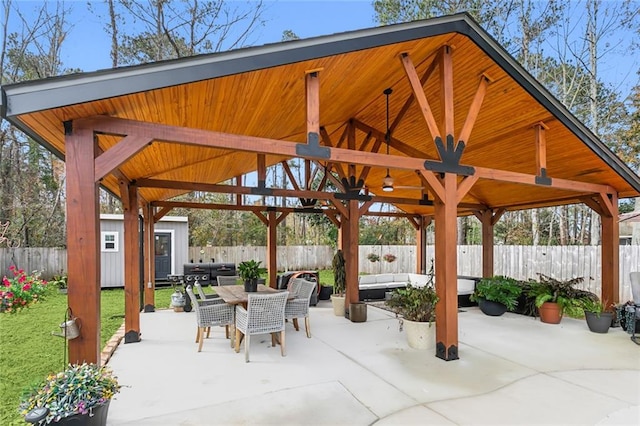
[235,291,289,362]
[284,278,316,338]
[186,285,235,352]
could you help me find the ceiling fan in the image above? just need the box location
[381,88,424,192]
[382,88,394,192]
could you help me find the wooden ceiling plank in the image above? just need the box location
[281,161,301,191]
[400,52,441,141]
[457,75,490,145]
[95,135,152,182]
[390,49,442,134]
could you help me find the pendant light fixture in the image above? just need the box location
[382,88,394,192]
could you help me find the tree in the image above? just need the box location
[0,1,73,247]
[92,0,267,65]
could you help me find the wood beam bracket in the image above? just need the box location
[424,134,475,176]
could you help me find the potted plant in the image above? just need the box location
[386,282,439,349]
[331,249,346,317]
[20,362,120,425]
[470,275,522,316]
[526,274,590,324]
[50,272,68,294]
[1,266,48,313]
[238,260,266,292]
[582,297,614,333]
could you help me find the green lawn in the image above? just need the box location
[0,273,334,425]
[0,286,175,425]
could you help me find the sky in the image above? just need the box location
[6,0,637,96]
[51,0,378,73]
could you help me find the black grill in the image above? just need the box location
[183,262,236,286]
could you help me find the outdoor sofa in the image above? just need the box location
[358,273,477,306]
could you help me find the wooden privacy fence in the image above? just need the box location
[1,245,638,300]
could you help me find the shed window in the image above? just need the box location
[101,232,119,252]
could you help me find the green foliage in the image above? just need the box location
[581,297,611,317]
[237,260,266,281]
[18,363,120,423]
[367,253,380,262]
[526,274,594,318]
[471,276,522,311]
[331,250,346,295]
[0,288,131,425]
[387,283,439,323]
[49,273,68,290]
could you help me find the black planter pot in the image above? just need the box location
[244,279,258,292]
[478,299,508,316]
[319,285,333,300]
[26,401,110,426]
[585,311,614,333]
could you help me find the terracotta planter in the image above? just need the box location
[403,319,436,350]
[585,311,614,333]
[538,302,563,324]
[330,294,345,317]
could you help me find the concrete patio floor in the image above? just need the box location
[106,301,639,425]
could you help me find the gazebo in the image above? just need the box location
[2,13,639,364]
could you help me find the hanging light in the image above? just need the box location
[382,88,394,192]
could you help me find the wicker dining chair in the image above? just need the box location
[235,291,289,362]
[186,285,235,352]
[217,275,239,286]
[285,278,316,338]
[194,281,221,301]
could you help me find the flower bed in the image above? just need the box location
[1,266,48,313]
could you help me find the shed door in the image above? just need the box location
[155,232,172,280]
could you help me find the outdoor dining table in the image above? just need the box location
[212,284,286,307]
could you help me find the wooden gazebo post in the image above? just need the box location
[123,184,141,343]
[142,203,155,312]
[65,122,101,364]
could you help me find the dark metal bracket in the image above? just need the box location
[296,132,331,159]
[424,135,475,176]
[436,341,459,361]
[535,168,552,185]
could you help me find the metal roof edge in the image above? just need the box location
[0,13,471,118]
[456,17,640,195]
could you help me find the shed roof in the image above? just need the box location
[2,12,638,216]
